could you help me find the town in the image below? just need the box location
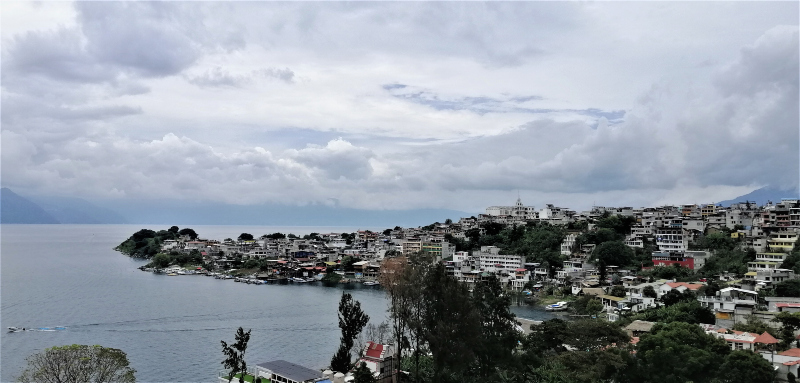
[116,197,800,383]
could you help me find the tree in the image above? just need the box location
[150,253,171,268]
[382,229,392,236]
[178,228,198,240]
[265,232,286,240]
[564,319,629,351]
[773,312,800,349]
[591,241,634,268]
[422,263,482,381]
[331,293,370,373]
[715,350,775,383]
[444,218,453,225]
[168,226,179,233]
[17,344,136,383]
[642,285,658,298]
[661,289,696,306]
[472,274,520,375]
[775,279,800,297]
[237,233,254,241]
[221,327,251,382]
[610,285,627,298]
[635,322,730,383]
[352,362,377,383]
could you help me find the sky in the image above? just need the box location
[1,1,798,214]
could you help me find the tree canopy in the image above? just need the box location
[18,344,136,383]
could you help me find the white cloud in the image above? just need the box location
[1,2,797,212]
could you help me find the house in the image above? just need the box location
[698,287,758,328]
[254,360,323,383]
[658,282,703,297]
[354,342,394,383]
[624,320,655,337]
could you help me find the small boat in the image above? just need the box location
[292,277,309,283]
[545,301,568,311]
[8,327,23,332]
[167,273,177,276]
[363,280,380,286]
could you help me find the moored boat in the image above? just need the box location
[545,301,568,311]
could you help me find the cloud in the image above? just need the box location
[185,66,296,88]
[289,139,374,180]
[1,3,797,213]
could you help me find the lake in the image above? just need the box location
[1,224,555,382]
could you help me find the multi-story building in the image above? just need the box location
[485,198,537,221]
[561,233,577,255]
[655,228,688,252]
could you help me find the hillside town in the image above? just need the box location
[122,197,800,382]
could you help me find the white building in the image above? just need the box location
[485,198,537,220]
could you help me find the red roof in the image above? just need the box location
[754,331,779,344]
[780,348,800,357]
[666,282,703,290]
[365,342,385,359]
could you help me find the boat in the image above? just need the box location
[545,301,569,311]
[362,280,380,286]
[292,277,309,283]
[8,327,23,332]
[167,273,177,276]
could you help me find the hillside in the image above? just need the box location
[0,188,59,224]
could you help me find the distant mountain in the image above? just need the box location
[1,188,59,224]
[717,186,800,207]
[98,199,471,228]
[27,195,127,224]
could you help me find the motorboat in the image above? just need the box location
[545,301,569,311]
[362,280,380,286]
[8,327,24,332]
[292,277,309,283]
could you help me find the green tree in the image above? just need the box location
[642,285,658,298]
[472,275,520,376]
[630,300,714,325]
[610,285,627,298]
[661,289,696,306]
[17,344,136,383]
[168,226,179,233]
[733,315,776,336]
[423,263,483,381]
[237,233,254,241]
[774,312,800,349]
[716,350,775,383]
[178,228,198,240]
[150,253,171,268]
[331,293,370,373]
[352,362,377,383]
[564,319,629,351]
[635,322,730,383]
[221,327,251,383]
[775,279,800,297]
[592,241,634,268]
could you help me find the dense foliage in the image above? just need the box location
[18,344,136,383]
[114,227,196,259]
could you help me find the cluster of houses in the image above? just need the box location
[158,197,800,293]
[201,197,800,382]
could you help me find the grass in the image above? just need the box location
[230,373,269,383]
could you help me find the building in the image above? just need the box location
[698,287,758,328]
[254,360,323,383]
[354,342,394,383]
[655,228,688,252]
[485,198,537,221]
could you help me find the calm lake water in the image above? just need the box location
[1,224,555,382]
